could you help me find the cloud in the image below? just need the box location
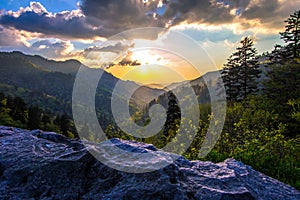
[0,1,167,40]
[162,0,236,26]
[0,2,102,39]
[1,0,297,42]
[0,26,24,46]
[80,43,141,69]
[0,0,298,63]
[161,0,298,33]
[117,51,141,66]
[28,1,47,13]
[83,42,134,55]
[0,38,81,60]
[81,0,165,36]
[0,25,41,46]
[29,39,76,58]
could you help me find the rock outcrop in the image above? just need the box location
[0,126,299,199]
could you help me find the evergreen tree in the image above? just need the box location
[264,61,300,137]
[221,37,261,101]
[11,97,27,123]
[268,44,286,65]
[221,55,240,101]
[60,112,71,136]
[41,113,51,130]
[164,92,181,135]
[280,10,300,59]
[264,10,300,136]
[27,105,42,129]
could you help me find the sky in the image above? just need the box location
[0,0,299,84]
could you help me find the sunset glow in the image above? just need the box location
[0,0,298,85]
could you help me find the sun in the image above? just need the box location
[131,49,166,65]
[107,48,200,85]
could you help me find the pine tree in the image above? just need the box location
[27,105,42,129]
[264,61,300,137]
[268,44,286,65]
[164,92,181,135]
[41,113,51,130]
[221,55,240,101]
[221,37,261,101]
[280,10,300,59]
[60,112,71,136]
[10,97,27,123]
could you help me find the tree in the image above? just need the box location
[41,112,51,130]
[280,10,300,59]
[60,112,71,136]
[27,105,42,129]
[268,44,286,65]
[263,61,300,137]
[221,37,261,101]
[221,55,240,101]
[0,97,14,126]
[163,92,181,135]
[10,97,27,123]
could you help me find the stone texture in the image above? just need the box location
[0,126,299,199]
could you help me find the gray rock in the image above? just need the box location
[0,125,299,199]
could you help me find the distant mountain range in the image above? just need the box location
[0,50,270,135]
[0,52,166,126]
[0,51,227,112]
[0,51,268,110]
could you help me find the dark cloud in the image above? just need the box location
[0,2,102,39]
[242,0,280,19]
[240,0,283,28]
[222,0,251,9]
[103,50,141,69]
[83,42,134,55]
[0,1,166,39]
[162,0,236,26]
[0,0,297,42]
[161,0,294,30]
[118,51,141,66]
[81,0,165,36]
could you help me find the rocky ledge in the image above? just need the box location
[0,126,299,199]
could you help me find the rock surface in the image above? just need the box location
[0,126,299,200]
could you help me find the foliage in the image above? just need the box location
[0,92,76,137]
[280,10,300,59]
[221,37,261,101]
[263,61,300,137]
[288,99,300,122]
[182,97,300,190]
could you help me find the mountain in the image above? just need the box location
[0,125,299,199]
[151,57,272,109]
[0,51,81,74]
[0,51,165,119]
[131,86,165,106]
[149,71,220,110]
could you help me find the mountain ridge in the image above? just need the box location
[0,51,165,114]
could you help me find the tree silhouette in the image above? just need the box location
[221,37,261,101]
[280,10,300,59]
[164,92,181,135]
[60,112,71,136]
[27,105,42,129]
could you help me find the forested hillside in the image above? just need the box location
[0,51,165,132]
